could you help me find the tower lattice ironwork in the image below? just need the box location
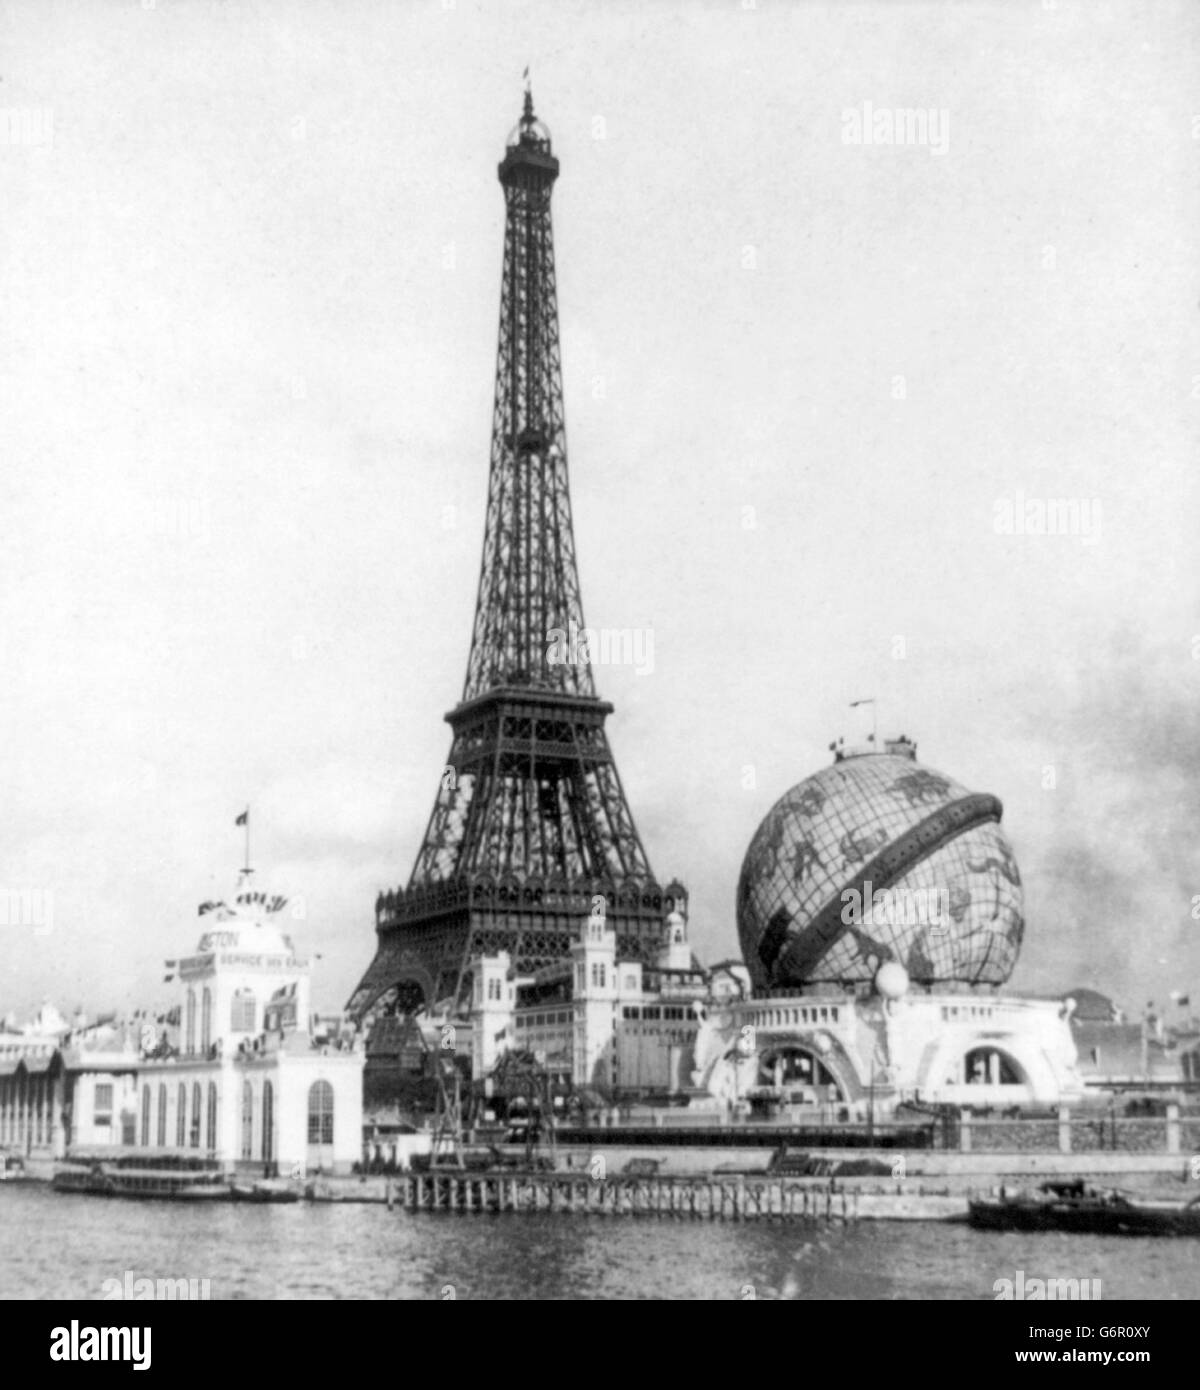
[349,89,685,1022]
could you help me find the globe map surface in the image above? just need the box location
[736,752,1024,991]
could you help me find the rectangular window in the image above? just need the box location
[231,994,257,1033]
[94,1084,114,1112]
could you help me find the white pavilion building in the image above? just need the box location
[135,871,363,1175]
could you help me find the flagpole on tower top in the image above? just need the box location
[236,807,251,875]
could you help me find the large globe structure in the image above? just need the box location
[737,746,1024,991]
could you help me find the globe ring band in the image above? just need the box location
[759,792,1005,980]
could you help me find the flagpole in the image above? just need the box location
[244,808,250,874]
[850,697,877,745]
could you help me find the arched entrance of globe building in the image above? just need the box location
[758,1044,848,1111]
[962,1045,1026,1088]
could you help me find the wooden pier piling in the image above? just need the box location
[393,1170,874,1222]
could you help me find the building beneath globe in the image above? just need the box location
[691,736,1086,1119]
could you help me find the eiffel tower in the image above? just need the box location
[349,87,685,1027]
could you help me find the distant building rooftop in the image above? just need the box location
[1063,988,1122,1022]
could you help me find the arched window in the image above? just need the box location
[262,1081,274,1164]
[185,989,196,1055]
[241,1082,254,1160]
[231,990,256,1034]
[141,1086,151,1147]
[156,1083,167,1147]
[206,1082,218,1152]
[965,1047,1023,1086]
[201,988,212,1054]
[176,1083,186,1147]
[307,1080,334,1145]
[190,1082,202,1148]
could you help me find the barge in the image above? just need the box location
[968,1179,1200,1235]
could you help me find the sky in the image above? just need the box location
[1,0,1198,1021]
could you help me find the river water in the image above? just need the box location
[4,1184,1200,1300]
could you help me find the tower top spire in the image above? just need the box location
[504,71,553,173]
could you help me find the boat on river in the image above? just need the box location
[53,1153,230,1201]
[968,1179,1200,1235]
